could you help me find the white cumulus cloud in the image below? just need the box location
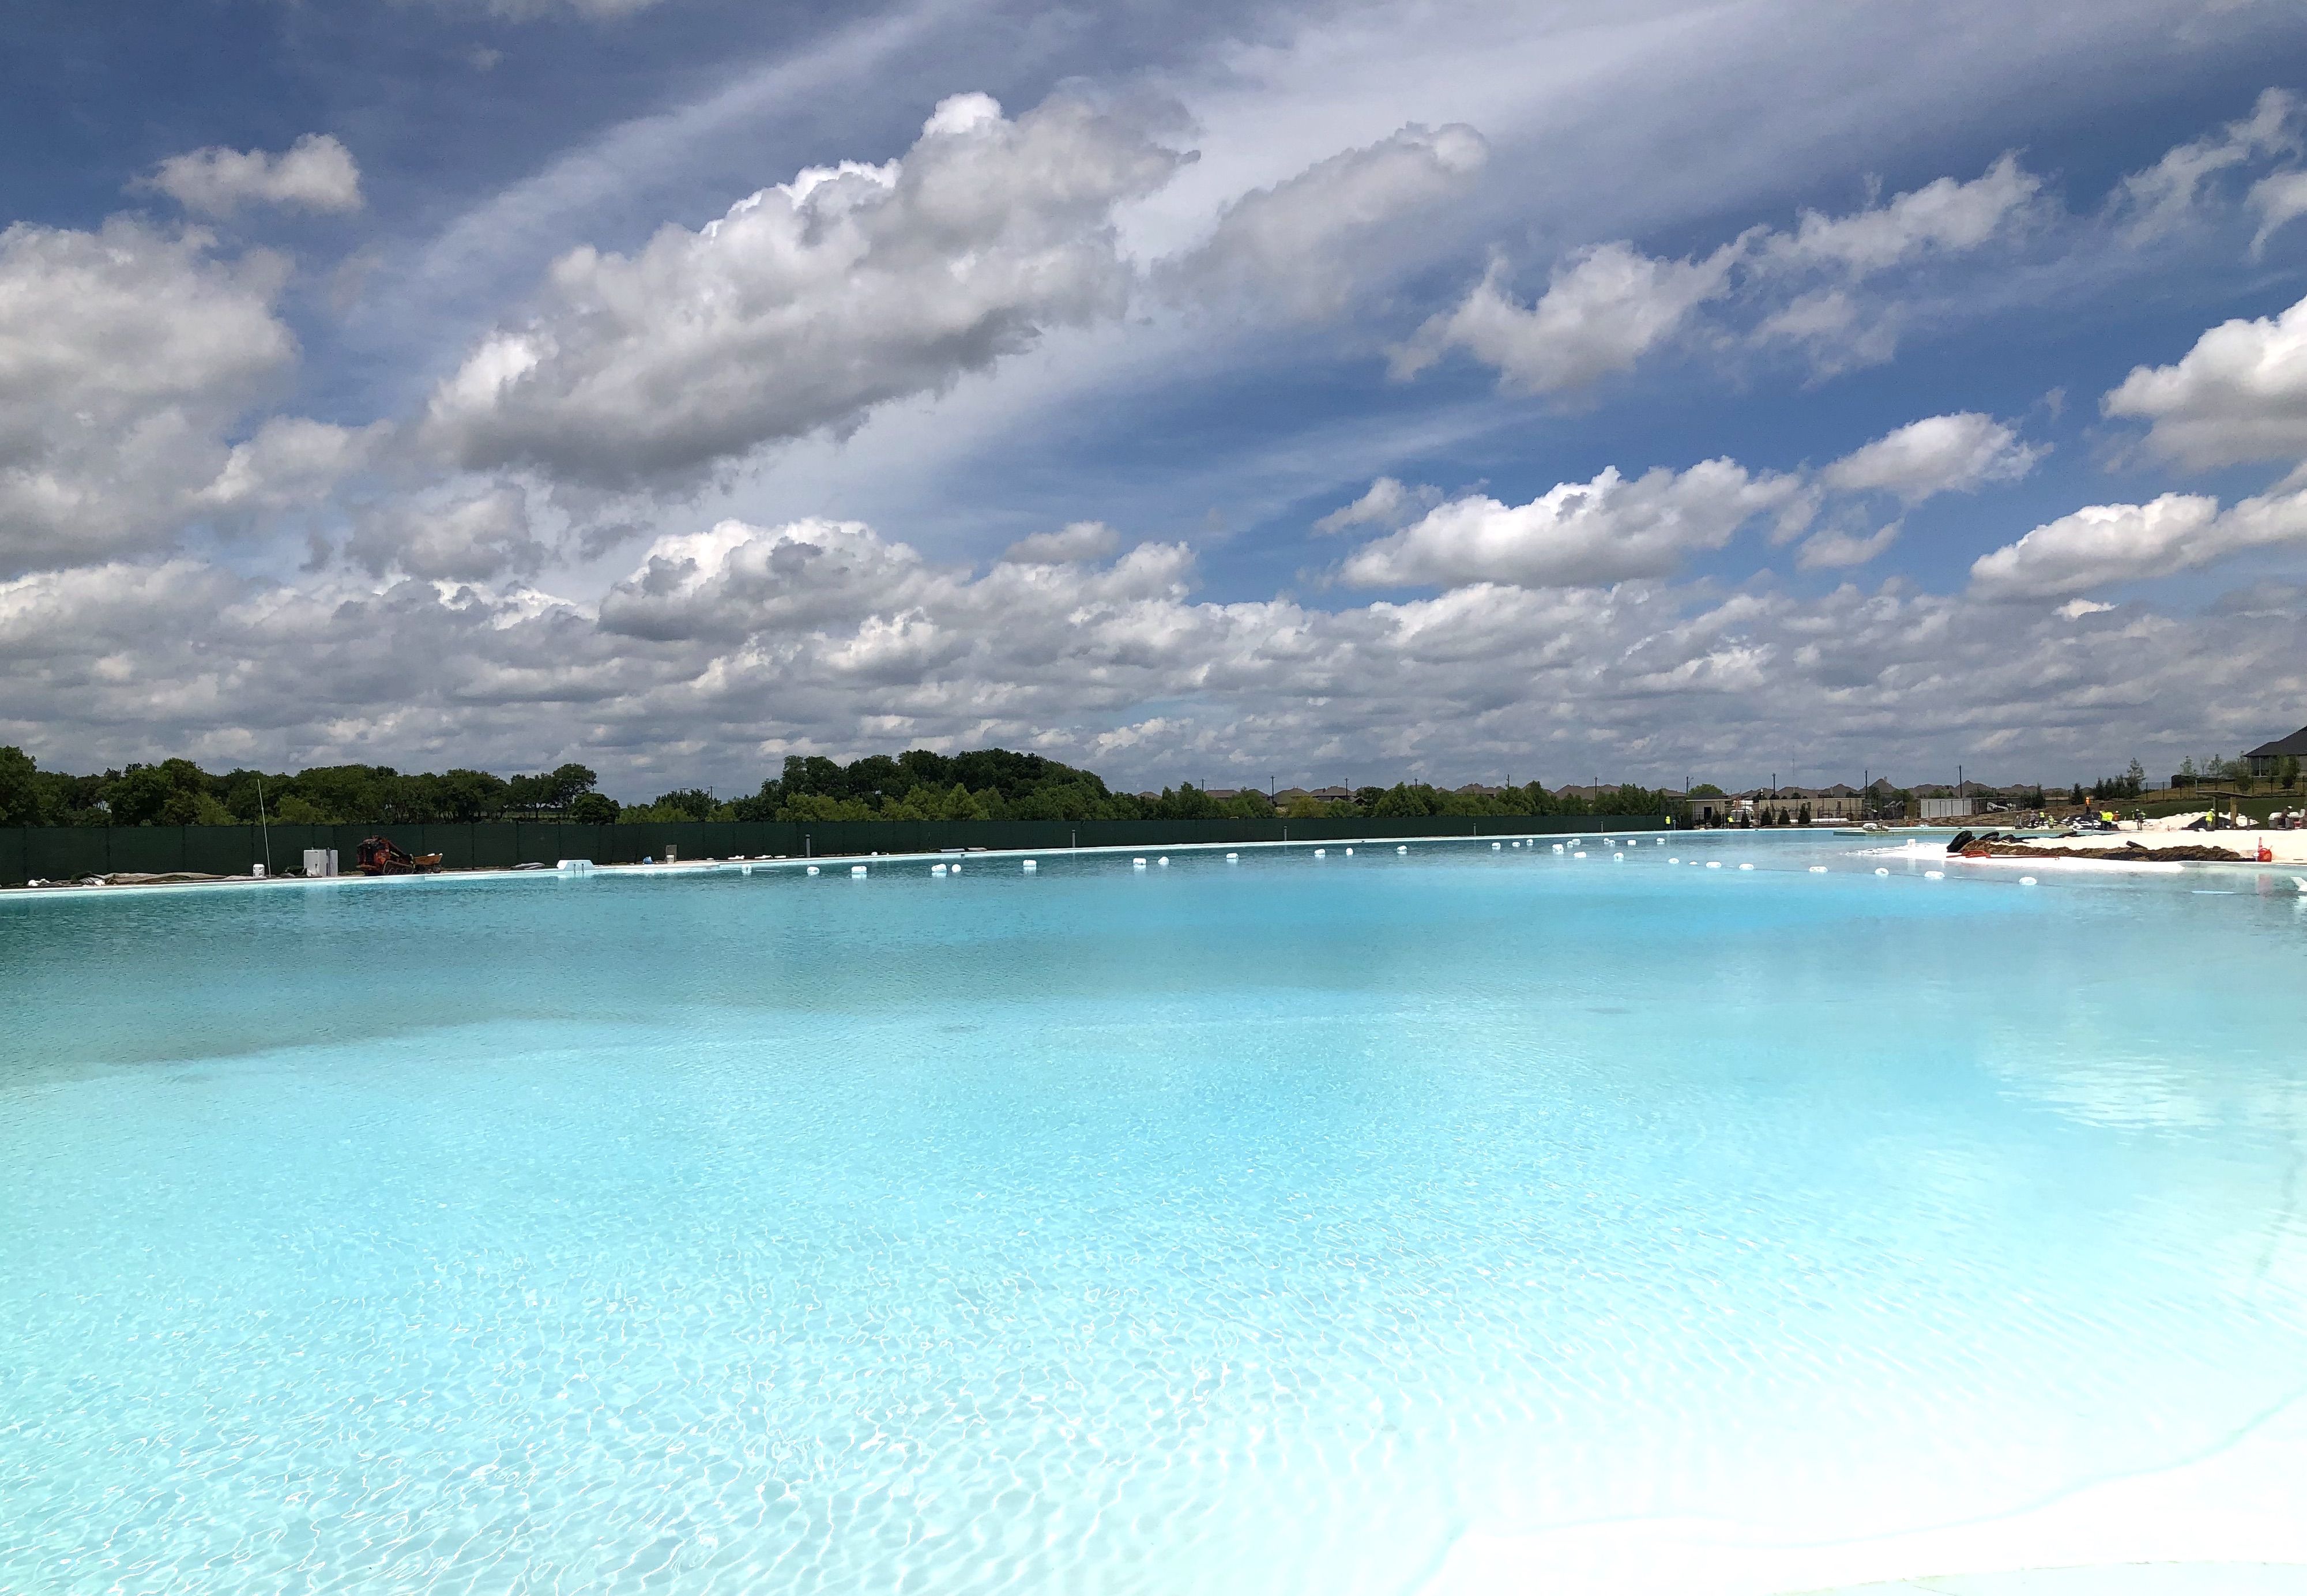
[424,93,1187,492]
[1174,123,1486,318]
[139,134,364,217]
[0,217,297,575]
[1763,153,2041,273]
[1313,477,1442,534]
[1000,521,1122,565]
[2102,290,2307,468]
[1966,490,2307,599]
[1402,153,2040,393]
[1821,412,2040,503]
[1797,522,1900,570]
[194,417,390,514]
[1391,241,1738,394]
[346,483,551,583]
[1338,459,1798,589]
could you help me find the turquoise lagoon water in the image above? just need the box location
[4,834,2306,1594]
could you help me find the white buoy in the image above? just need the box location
[1874,867,1888,876]
[1022,860,1037,871]
[2020,876,2037,886]
[1924,870,1945,880]
[1552,843,1564,853]
[850,864,868,876]
[1132,857,1148,869]
[1808,865,1827,873]
[1345,848,1354,856]
[1738,862,1754,871]
[1669,856,1680,864]
[1574,850,1588,859]
[1613,852,1624,862]
[1706,861,1723,869]
[1225,853,1239,862]
[950,861,961,874]
[1314,848,1326,857]
[1397,845,1407,854]
[806,865,820,876]
[1158,857,1169,867]
[931,863,947,875]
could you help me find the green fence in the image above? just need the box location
[1,814,1668,886]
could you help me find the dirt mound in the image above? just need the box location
[1959,840,2244,863]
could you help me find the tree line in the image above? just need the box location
[0,744,1684,829]
[0,750,612,829]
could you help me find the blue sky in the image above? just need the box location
[3,0,2305,797]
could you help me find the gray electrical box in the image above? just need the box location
[303,848,340,878]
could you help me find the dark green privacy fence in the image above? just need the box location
[1,814,1668,886]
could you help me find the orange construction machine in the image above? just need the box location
[354,837,444,876]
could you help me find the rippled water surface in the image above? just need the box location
[5,835,2305,1594]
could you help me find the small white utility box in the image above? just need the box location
[303,848,339,878]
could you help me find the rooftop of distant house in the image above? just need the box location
[2247,724,2307,760]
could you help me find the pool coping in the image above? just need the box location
[0,827,1683,901]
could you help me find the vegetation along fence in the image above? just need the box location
[1,814,1669,887]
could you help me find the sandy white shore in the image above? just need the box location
[1416,1386,2307,1595]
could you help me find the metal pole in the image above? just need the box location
[256,777,272,878]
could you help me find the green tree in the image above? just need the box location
[0,745,50,827]
[293,765,391,822]
[650,788,721,822]
[436,769,510,822]
[1153,784,1219,819]
[778,792,876,822]
[935,782,992,821]
[106,759,217,826]
[569,791,619,824]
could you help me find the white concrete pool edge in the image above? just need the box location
[0,828,1685,902]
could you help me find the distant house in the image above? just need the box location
[2246,725,2307,777]
[1273,786,1352,808]
[1733,787,1864,820]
